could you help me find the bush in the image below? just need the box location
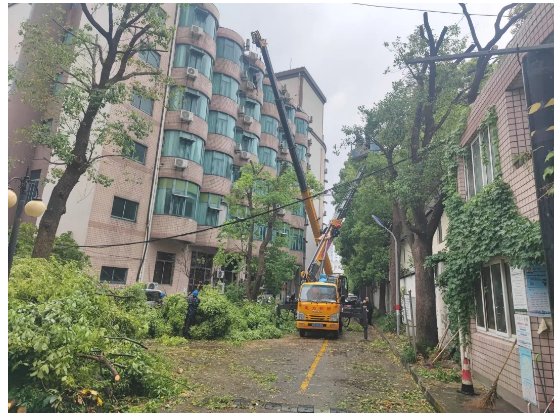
[189,288,234,339]
[378,312,397,333]
[401,344,417,364]
[8,258,179,412]
[224,283,246,303]
[160,294,188,336]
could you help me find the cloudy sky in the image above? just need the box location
[216,1,517,218]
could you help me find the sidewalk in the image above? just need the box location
[374,326,521,413]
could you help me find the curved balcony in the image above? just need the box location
[170,68,212,99]
[201,174,232,196]
[206,133,236,156]
[158,157,203,186]
[164,112,208,140]
[262,102,279,118]
[295,132,308,146]
[259,133,278,150]
[236,115,261,138]
[210,95,239,119]
[241,80,264,105]
[194,227,220,249]
[175,27,216,60]
[233,150,258,168]
[285,213,305,230]
[151,214,197,243]
[217,27,244,50]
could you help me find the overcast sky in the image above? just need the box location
[216,1,517,219]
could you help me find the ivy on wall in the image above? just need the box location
[429,108,544,337]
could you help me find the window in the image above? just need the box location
[232,165,241,182]
[168,87,209,120]
[291,202,305,217]
[173,45,213,78]
[285,106,295,123]
[111,197,138,222]
[474,260,516,336]
[295,144,308,163]
[290,228,305,251]
[241,99,261,122]
[244,66,263,91]
[261,115,279,136]
[437,220,443,244]
[464,126,498,199]
[196,193,222,226]
[153,252,175,285]
[212,73,240,102]
[26,169,41,201]
[178,5,217,38]
[254,224,267,241]
[138,49,161,68]
[208,111,236,139]
[234,129,259,155]
[216,37,243,66]
[295,118,308,134]
[154,178,200,219]
[203,150,233,179]
[126,142,147,164]
[131,91,154,115]
[189,251,214,285]
[162,130,204,164]
[100,266,128,284]
[263,84,275,103]
[258,146,277,168]
[276,159,291,176]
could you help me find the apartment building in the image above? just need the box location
[8,3,326,295]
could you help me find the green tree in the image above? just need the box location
[11,4,174,258]
[339,5,533,350]
[214,163,319,300]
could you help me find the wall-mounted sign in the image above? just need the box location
[514,314,533,350]
[526,265,551,317]
[519,346,537,405]
[510,267,528,311]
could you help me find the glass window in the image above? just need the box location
[290,227,304,251]
[300,284,337,303]
[244,66,263,91]
[216,37,243,66]
[291,202,305,217]
[258,146,277,168]
[26,169,41,201]
[162,131,204,164]
[263,84,275,103]
[476,261,515,336]
[208,111,236,139]
[197,193,222,226]
[154,178,200,219]
[173,45,213,79]
[111,197,138,221]
[232,165,241,182]
[261,115,279,136]
[242,99,261,122]
[212,73,240,102]
[203,150,233,179]
[138,49,161,68]
[100,266,128,284]
[286,106,295,123]
[295,144,308,163]
[234,129,259,155]
[126,141,147,164]
[295,118,308,134]
[178,5,217,38]
[464,125,498,199]
[131,91,154,116]
[168,87,209,121]
[153,252,175,285]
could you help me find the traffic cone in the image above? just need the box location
[460,356,475,395]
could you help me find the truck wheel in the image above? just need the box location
[299,329,306,337]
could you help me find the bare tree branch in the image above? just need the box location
[119,70,161,82]
[81,3,110,42]
[459,3,482,50]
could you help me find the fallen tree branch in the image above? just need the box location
[106,336,148,349]
[79,353,121,381]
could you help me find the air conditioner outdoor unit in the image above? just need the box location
[234,144,242,152]
[186,67,198,79]
[308,139,313,146]
[277,208,286,217]
[243,115,253,125]
[191,25,203,37]
[174,158,188,169]
[240,151,250,160]
[180,110,194,122]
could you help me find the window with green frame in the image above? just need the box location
[263,84,275,103]
[138,49,161,68]
[212,73,240,102]
[125,141,147,164]
[232,165,241,182]
[208,111,236,139]
[203,150,233,179]
[261,115,279,136]
[295,144,308,163]
[258,146,277,168]
[285,106,295,123]
[162,131,204,164]
[254,224,267,241]
[168,87,209,121]
[290,227,305,251]
[173,45,213,79]
[154,178,200,219]
[464,125,499,199]
[216,37,243,66]
[241,98,261,121]
[197,193,222,226]
[291,201,305,217]
[131,91,154,115]
[178,5,217,38]
[234,129,259,155]
[295,117,308,134]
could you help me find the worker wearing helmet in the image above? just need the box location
[183,289,200,338]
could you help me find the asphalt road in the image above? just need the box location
[154,327,434,413]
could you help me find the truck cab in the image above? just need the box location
[296,279,343,338]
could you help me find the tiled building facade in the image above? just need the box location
[8,3,326,295]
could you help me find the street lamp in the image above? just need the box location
[372,214,400,336]
[8,170,47,275]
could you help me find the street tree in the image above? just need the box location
[339,4,533,350]
[214,163,320,300]
[11,3,174,258]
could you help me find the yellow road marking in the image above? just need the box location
[299,339,329,393]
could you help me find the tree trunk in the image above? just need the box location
[32,161,85,257]
[388,201,402,313]
[377,280,387,316]
[250,217,274,299]
[410,232,438,352]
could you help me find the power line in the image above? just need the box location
[75,152,415,250]
[352,3,499,17]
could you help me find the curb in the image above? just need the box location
[374,326,446,413]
